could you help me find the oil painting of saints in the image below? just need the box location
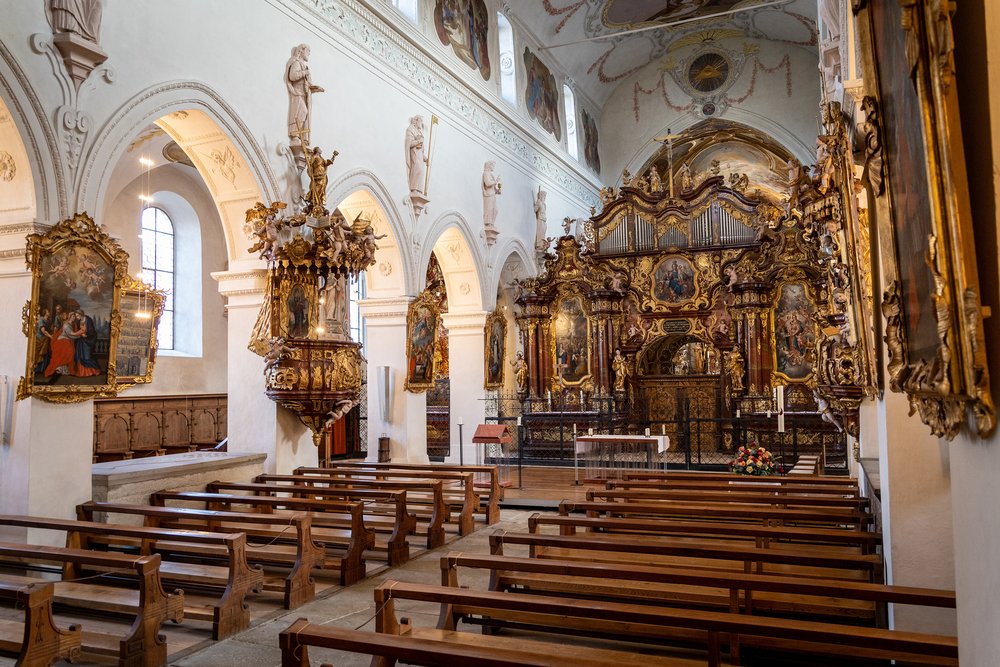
[553,296,589,384]
[652,257,697,304]
[434,0,491,80]
[407,306,437,387]
[773,282,817,380]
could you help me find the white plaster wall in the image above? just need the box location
[599,40,822,179]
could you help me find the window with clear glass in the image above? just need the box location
[392,0,418,22]
[563,84,578,159]
[140,207,174,350]
[349,273,367,351]
[497,13,516,106]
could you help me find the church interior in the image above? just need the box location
[1,0,999,664]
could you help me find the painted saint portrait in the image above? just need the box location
[652,256,697,304]
[286,284,310,338]
[407,304,438,390]
[484,312,506,388]
[602,0,747,29]
[523,48,562,141]
[434,0,491,80]
[773,282,817,381]
[581,107,601,175]
[552,296,589,384]
[32,245,113,386]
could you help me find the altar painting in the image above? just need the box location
[652,256,697,304]
[552,296,589,384]
[523,48,561,141]
[773,282,816,381]
[405,299,439,392]
[434,0,491,80]
[484,310,506,389]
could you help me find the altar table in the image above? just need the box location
[574,434,670,483]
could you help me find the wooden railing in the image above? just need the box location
[93,393,227,461]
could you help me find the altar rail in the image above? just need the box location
[93,393,227,462]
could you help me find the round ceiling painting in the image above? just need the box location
[687,52,730,93]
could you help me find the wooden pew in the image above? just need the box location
[528,512,882,555]
[79,501,331,603]
[788,455,822,476]
[256,474,447,548]
[298,461,503,522]
[610,479,861,497]
[624,471,858,488]
[278,618,701,667]
[286,468,479,535]
[560,500,873,530]
[206,481,416,563]
[440,552,954,624]
[587,488,870,511]
[1,513,261,641]
[0,580,81,667]
[372,580,957,666]
[493,530,881,582]
[0,544,180,666]
[152,490,402,566]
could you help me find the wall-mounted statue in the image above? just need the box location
[46,0,107,91]
[482,160,501,245]
[286,44,324,166]
[612,349,629,393]
[511,350,528,395]
[678,162,693,192]
[305,146,337,215]
[405,115,427,196]
[533,187,549,256]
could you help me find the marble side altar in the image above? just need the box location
[92,451,267,521]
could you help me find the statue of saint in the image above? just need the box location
[285,44,324,158]
[305,146,337,214]
[678,162,693,192]
[725,350,746,393]
[533,188,548,252]
[511,350,528,393]
[404,115,426,196]
[47,0,103,42]
[648,167,662,193]
[482,161,501,230]
[612,349,628,392]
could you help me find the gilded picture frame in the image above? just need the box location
[771,279,818,385]
[856,0,994,438]
[551,293,592,387]
[483,309,507,389]
[404,290,440,393]
[113,276,166,385]
[17,213,135,403]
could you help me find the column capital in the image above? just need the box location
[212,260,267,308]
[358,296,414,327]
[440,310,488,335]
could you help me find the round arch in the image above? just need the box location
[420,210,487,314]
[489,238,536,308]
[0,39,64,221]
[328,168,414,298]
[77,80,277,262]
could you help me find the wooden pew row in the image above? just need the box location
[0,580,81,667]
[788,455,822,476]
[609,479,861,497]
[0,544,180,666]
[529,512,882,555]
[494,530,881,583]
[255,475,447,547]
[371,580,957,666]
[587,488,870,511]
[79,502,332,603]
[560,500,874,531]
[286,468,479,535]
[1,514,261,640]
[298,462,503,522]
[441,552,953,625]
[151,490,397,566]
[624,471,858,488]
[206,481,417,562]
[278,618,701,667]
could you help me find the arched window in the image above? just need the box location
[392,0,418,23]
[563,84,578,159]
[140,207,175,350]
[497,13,516,106]
[349,273,367,351]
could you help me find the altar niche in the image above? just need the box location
[510,116,875,470]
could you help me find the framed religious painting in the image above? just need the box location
[18,213,129,402]
[276,272,320,340]
[113,277,166,385]
[771,281,818,384]
[651,255,698,305]
[404,290,440,393]
[433,0,491,80]
[856,0,994,437]
[483,309,507,389]
[551,294,591,386]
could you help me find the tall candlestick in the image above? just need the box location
[516,416,522,426]
[644,427,650,437]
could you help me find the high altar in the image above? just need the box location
[513,107,876,466]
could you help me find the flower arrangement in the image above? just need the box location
[730,444,784,476]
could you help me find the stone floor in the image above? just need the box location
[165,509,535,667]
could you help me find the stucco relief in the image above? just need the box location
[0,151,16,182]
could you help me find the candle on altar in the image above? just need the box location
[736,408,741,418]
[516,416,522,426]
[588,427,594,436]
[644,427,650,437]
[661,424,666,436]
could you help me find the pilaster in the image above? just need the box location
[440,311,488,465]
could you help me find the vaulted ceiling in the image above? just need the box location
[507,0,818,108]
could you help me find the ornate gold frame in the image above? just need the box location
[483,309,507,390]
[113,275,166,385]
[550,292,592,388]
[404,290,440,393]
[770,276,819,386]
[856,0,994,438]
[276,272,321,340]
[17,213,159,403]
[649,254,701,306]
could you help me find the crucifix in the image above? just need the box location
[653,129,681,199]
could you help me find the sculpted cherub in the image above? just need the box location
[264,336,296,372]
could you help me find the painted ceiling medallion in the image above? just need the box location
[687,51,730,93]
[602,0,748,29]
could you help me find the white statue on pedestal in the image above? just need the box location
[533,187,548,253]
[482,161,501,245]
[285,44,324,164]
[47,0,103,42]
[405,115,426,196]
